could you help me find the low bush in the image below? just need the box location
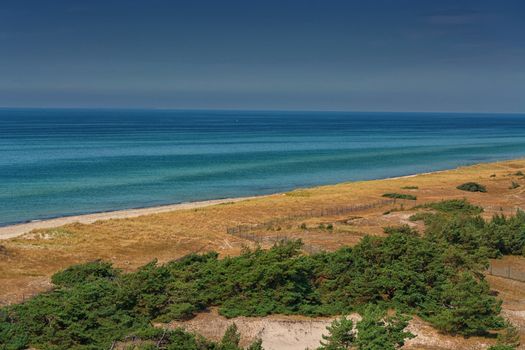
[382,193,417,200]
[420,199,483,216]
[3,200,523,349]
[318,306,414,350]
[456,182,487,193]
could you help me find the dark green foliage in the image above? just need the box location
[424,272,502,336]
[514,171,524,177]
[318,316,355,349]
[4,201,523,349]
[382,193,417,200]
[487,346,515,350]
[408,212,434,223]
[401,186,418,190]
[51,260,119,287]
[354,306,414,350]
[220,324,241,349]
[421,208,525,258]
[411,200,525,258]
[128,327,263,350]
[318,307,413,350]
[420,199,483,216]
[457,182,487,192]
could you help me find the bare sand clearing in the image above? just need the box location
[0,196,262,240]
[157,308,498,350]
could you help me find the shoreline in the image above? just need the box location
[0,196,264,240]
[0,157,520,240]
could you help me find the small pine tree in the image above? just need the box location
[247,338,264,350]
[318,316,355,350]
[428,272,503,336]
[220,323,241,349]
[354,305,414,350]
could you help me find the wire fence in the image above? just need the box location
[487,264,525,283]
[226,198,396,236]
[225,198,403,255]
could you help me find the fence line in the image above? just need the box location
[487,264,525,283]
[226,198,396,236]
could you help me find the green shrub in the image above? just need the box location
[51,260,119,287]
[319,306,414,350]
[425,272,502,336]
[487,346,515,350]
[382,193,417,200]
[5,203,522,349]
[420,199,483,215]
[401,186,418,190]
[408,212,434,223]
[456,182,487,193]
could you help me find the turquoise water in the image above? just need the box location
[1,108,525,226]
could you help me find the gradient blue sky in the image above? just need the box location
[1,0,524,112]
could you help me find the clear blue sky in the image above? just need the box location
[1,0,524,112]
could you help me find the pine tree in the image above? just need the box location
[354,305,414,350]
[318,316,355,350]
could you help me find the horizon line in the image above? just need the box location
[0,106,524,116]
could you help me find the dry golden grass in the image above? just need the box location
[2,158,525,305]
[2,159,525,349]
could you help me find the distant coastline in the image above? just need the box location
[1,157,519,240]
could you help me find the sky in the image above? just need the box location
[0,0,524,112]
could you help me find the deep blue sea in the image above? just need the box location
[1,108,525,226]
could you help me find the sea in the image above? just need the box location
[1,108,525,226]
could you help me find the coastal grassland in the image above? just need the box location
[2,199,525,349]
[0,224,512,349]
[1,159,525,349]
[1,159,525,305]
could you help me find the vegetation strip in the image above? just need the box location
[1,200,524,349]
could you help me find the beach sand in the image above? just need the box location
[0,169,443,241]
[0,196,263,240]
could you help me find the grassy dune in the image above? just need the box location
[2,159,525,305]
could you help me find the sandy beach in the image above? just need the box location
[0,167,451,241]
[0,195,264,240]
[0,162,512,241]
